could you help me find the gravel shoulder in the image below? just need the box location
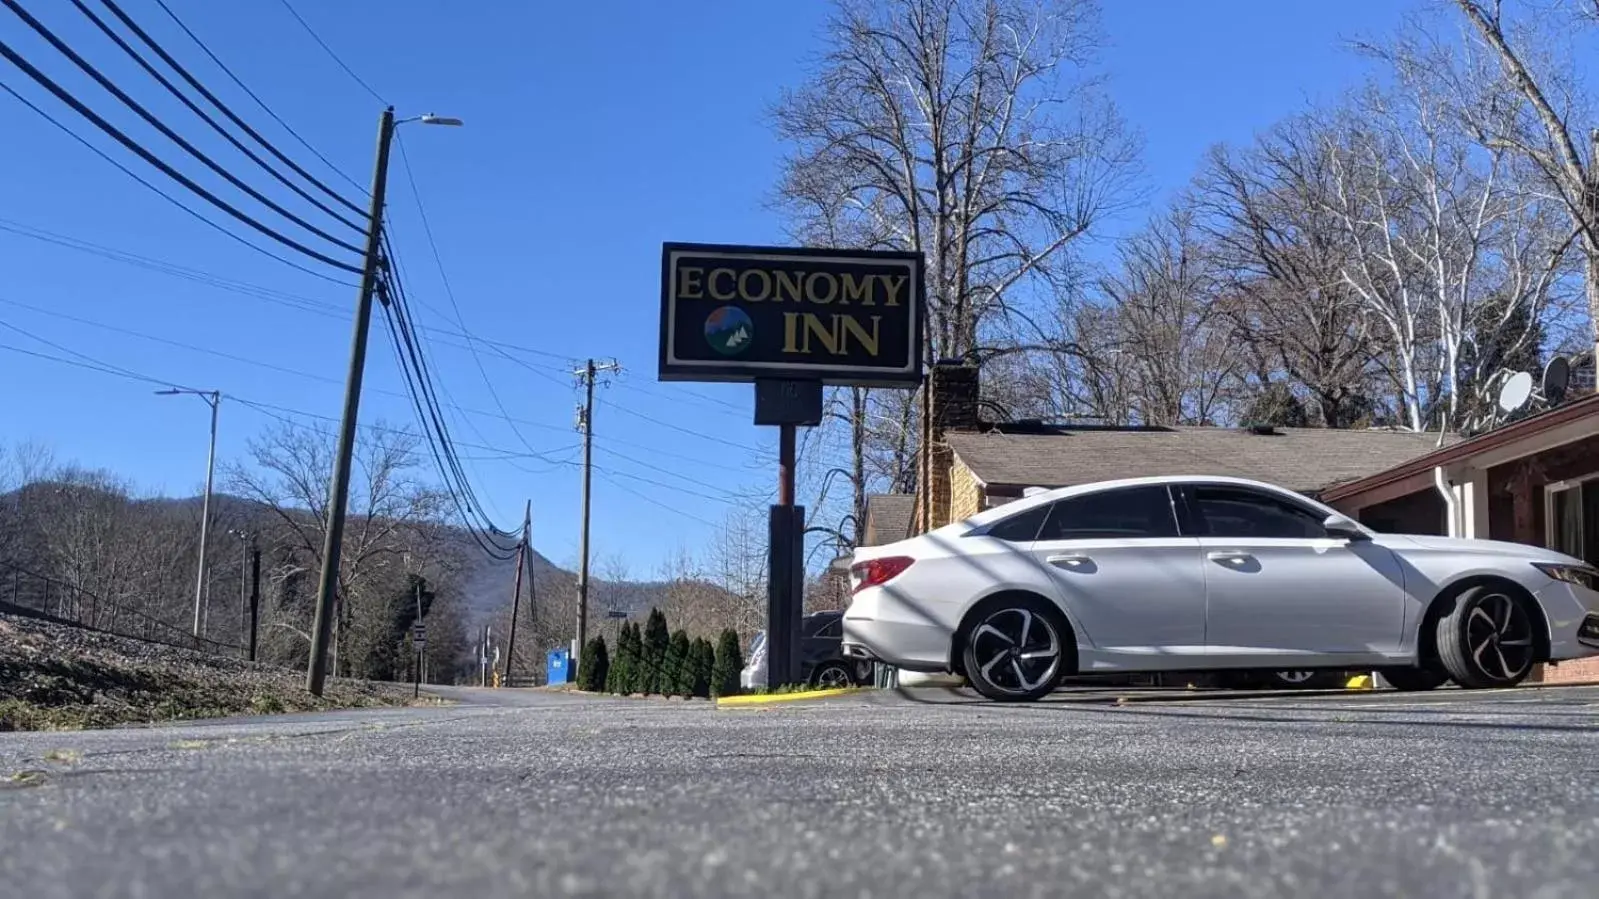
[0,613,418,731]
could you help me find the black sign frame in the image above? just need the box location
[658,242,925,387]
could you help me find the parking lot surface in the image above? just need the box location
[2,684,1597,898]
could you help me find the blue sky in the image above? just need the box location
[0,0,1417,575]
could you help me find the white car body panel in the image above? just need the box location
[842,475,1599,678]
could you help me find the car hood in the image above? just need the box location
[1378,533,1582,565]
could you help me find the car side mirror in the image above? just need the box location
[1323,513,1368,541]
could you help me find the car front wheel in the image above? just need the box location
[961,597,1069,702]
[1435,584,1537,689]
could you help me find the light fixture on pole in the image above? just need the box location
[305,109,463,696]
[157,387,220,642]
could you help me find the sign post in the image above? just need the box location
[659,243,925,690]
[411,622,426,699]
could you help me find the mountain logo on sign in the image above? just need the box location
[704,306,753,356]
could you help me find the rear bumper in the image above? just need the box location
[841,591,952,673]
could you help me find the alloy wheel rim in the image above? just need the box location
[1275,670,1314,684]
[1465,592,1534,682]
[816,666,851,689]
[970,607,1061,695]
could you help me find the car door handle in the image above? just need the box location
[1047,553,1092,568]
[1207,551,1254,565]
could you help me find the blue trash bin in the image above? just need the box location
[546,648,571,686]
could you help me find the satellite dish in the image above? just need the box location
[1498,370,1534,414]
[1542,356,1571,404]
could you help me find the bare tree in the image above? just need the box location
[227,422,450,678]
[1092,206,1240,425]
[774,0,1138,540]
[1450,0,1599,360]
[1196,127,1387,427]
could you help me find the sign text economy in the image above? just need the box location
[658,243,925,386]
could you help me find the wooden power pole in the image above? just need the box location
[573,358,620,670]
[502,500,531,687]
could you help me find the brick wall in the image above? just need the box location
[917,362,982,532]
[949,458,984,522]
[1531,657,1599,685]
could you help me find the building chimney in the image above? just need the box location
[916,361,982,533]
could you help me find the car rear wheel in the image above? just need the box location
[961,596,1069,702]
[1435,584,1537,689]
[810,661,856,690]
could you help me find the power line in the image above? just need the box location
[597,470,722,528]
[0,335,746,526]
[379,247,520,542]
[380,295,518,560]
[272,0,387,104]
[0,217,584,364]
[140,0,367,197]
[604,398,763,453]
[0,81,355,286]
[0,293,580,448]
[2,0,363,256]
[595,443,752,501]
[66,0,367,234]
[393,137,557,463]
[0,36,361,273]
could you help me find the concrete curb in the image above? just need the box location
[715,687,862,708]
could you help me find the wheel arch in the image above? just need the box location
[1420,574,1551,665]
[949,589,1077,677]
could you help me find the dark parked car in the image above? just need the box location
[742,611,874,689]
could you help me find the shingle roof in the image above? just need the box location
[945,426,1454,495]
[862,493,916,546]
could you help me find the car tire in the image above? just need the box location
[1377,665,1449,691]
[810,661,856,690]
[961,594,1071,703]
[1264,670,1343,689]
[1434,583,1538,689]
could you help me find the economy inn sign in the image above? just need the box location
[658,242,926,387]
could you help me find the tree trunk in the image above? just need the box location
[1587,251,1599,366]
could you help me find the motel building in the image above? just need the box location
[854,361,1599,687]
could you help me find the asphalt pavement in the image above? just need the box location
[3,684,1598,898]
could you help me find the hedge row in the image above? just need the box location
[576,608,745,698]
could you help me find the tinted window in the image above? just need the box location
[982,503,1052,542]
[1192,486,1327,539]
[1035,486,1178,541]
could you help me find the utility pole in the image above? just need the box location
[503,500,531,688]
[230,528,251,659]
[157,388,220,642]
[305,108,463,696]
[413,579,424,699]
[573,358,620,670]
[248,545,260,663]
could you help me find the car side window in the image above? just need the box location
[981,502,1052,542]
[812,618,841,640]
[1035,485,1179,541]
[1191,486,1328,539]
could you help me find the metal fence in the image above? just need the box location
[0,562,243,656]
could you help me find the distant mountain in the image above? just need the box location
[5,483,701,627]
[149,492,696,625]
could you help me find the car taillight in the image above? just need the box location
[851,556,914,594]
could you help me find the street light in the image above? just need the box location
[157,387,220,642]
[305,108,463,697]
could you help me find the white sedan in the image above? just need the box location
[841,476,1599,701]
